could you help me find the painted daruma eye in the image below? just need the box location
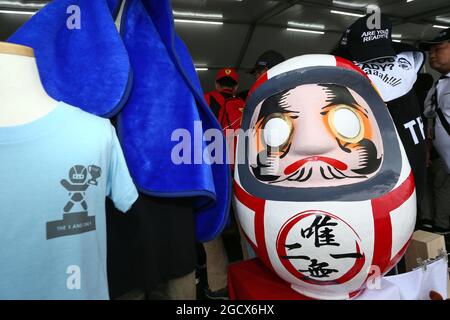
[263,114,293,148]
[329,105,363,142]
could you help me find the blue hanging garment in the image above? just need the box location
[8,0,131,117]
[119,0,230,242]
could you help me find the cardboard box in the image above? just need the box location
[404,230,447,272]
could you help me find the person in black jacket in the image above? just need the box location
[418,28,450,235]
[332,14,427,212]
[238,50,285,101]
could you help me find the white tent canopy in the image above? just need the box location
[0,0,449,91]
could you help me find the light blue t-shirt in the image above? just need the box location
[0,102,138,299]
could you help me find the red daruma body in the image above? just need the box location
[233,55,416,300]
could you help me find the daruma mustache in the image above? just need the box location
[284,156,348,175]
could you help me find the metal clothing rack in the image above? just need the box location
[414,249,449,272]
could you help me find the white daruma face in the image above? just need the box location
[248,84,384,188]
[234,57,416,300]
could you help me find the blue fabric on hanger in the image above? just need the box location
[106,0,122,14]
[143,0,230,240]
[119,0,230,242]
[8,0,131,117]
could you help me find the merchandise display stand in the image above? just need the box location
[228,255,449,300]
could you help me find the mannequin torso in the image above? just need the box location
[0,42,58,127]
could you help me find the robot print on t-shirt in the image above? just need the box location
[46,165,102,240]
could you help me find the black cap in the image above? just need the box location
[249,50,285,74]
[392,41,421,55]
[338,14,395,62]
[419,28,450,51]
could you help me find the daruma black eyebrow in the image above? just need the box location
[257,89,298,123]
[319,84,368,115]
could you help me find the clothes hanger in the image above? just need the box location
[0,41,34,57]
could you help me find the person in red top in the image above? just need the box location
[204,68,245,132]
[201,69,245,300]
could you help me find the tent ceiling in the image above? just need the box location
[1,0,449,91]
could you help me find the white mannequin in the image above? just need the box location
[0,42,58,127]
